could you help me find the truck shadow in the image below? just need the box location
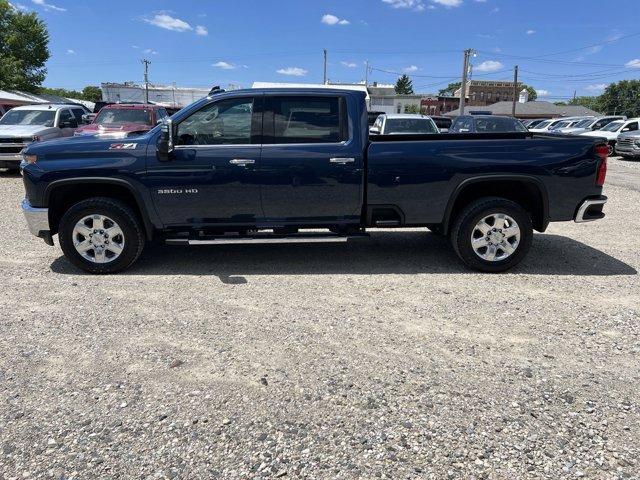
[50,231,637,281]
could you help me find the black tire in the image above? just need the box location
[58,197,145,274]
[451,197,533,273]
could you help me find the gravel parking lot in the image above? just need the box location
[0,159,638,479]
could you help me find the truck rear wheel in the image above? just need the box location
[451,197,532,272]
[58,197,145,274]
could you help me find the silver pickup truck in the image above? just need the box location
[0,103,88,171]
[616,130,640,158]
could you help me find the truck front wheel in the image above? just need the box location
[451,197,533,272]
[58,197,145,274]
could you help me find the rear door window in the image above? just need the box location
[267,96,347,144]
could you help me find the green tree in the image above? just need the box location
[567,95,601,112]
[82,86,102,102]
[597,80,640,117]
[438,82,461,96]
[395,74,414,95]
[0,0,50,92]
[525,86,538,101]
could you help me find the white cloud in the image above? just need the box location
[341,61,357,68]
[31,0,65,12]
[382,0,426,12]
[403,65,419,73]
[536,89,550,97]
[131,45,139,49]
[490,7,500,13]
[277,67,308,77]
[474,60,504,72]
[213,61,237,70]
[625,59,640,69]
[143,48,158,55]
[144,14,192,32]
[66,49,75,55]
[9,2,30,11]
[195,25,208,36]
[321,14,350,25]
[526,29,536,35]
[586,83,608,92]
[431,0,462,6]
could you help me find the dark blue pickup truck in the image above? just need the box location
[20,88,608,273]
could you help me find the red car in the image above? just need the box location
[74,104,169,138]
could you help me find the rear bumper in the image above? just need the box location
[21,198,52,244]
[574,196,607,223]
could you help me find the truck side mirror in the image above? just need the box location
[157,118,175,162]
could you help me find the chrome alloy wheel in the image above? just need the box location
[470,213,521,262]
[72,214,125,264]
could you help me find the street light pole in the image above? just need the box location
[511,65,519,117]
[323,49,328,85]
[142,59,151,104]
[459,49,475,115]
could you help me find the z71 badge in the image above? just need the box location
[109,143,138,150]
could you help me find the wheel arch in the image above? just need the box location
[443,175,549,234]
[44,178,156,239]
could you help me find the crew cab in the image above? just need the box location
[74,103,169,138]
[0,104,88,171]
[20,88,608,274]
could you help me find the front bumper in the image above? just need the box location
[0,153,23,167]
[615,145,640,157]
[21,199,52,243]
[574,196,607,223]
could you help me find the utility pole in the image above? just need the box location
[364,60,369,86]
[459,49,475,115]
[511,65,519,116]
[323,49,328,85]
[142,59,151,104]
[573,90,577,102]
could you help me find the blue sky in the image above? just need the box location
[12,0,640,100]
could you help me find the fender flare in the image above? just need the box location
[43,177,161,238]
[442,174,550,233]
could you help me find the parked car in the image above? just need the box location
[367,111,385,127]
[449,115,528,133]
[529,116,593,133]
[615,130,640,159]
[0,103,88,172]
[369,114,439,135]
[521,119,547,128]
[431,116,452,133]
[20,88,608,274]
[74,104,169,138]
[557,116,626,135]
[579,118,640,155]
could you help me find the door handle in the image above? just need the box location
[329,157,355,164]
[229,159,255,166]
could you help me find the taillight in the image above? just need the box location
[595,144,608,186]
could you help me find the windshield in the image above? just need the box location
[600,121,624,132]
[534,120,552,129]
[0,109,55,127]
[554,121,571,129]
[574,119,593,128]
[94,108,152,125]
[384,118,437,134]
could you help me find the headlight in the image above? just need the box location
[634,140,640,147]
[31,135,41,142]
[22,154,37,164]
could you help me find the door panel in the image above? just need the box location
[145,96,263,227]
[259,95,363,224]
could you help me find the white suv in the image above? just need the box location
[0,103,89,171]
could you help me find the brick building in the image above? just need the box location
[454,80,519,106]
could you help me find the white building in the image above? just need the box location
[368,83,425,114]
[100,82,211,109]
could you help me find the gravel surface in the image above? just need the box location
[0,159,638,479]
